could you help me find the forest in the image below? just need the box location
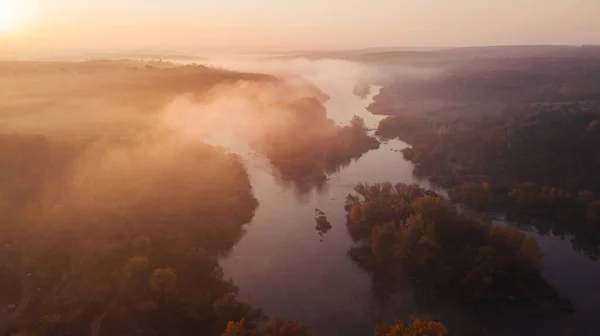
[0,130,265,335]
[0,136,444,336]
[345,183,570,315]
[0,61,440,335]
[371,54,600,260]
[3,50,600,335]
[255,111,379,191]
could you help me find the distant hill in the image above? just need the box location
[279,45,600,66]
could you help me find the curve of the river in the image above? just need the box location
[220,84,600,336]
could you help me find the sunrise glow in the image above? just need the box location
[0,0,27,34]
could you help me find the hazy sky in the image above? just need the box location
[5,0,600,51]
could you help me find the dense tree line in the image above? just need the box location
[3,128,403,336]
[368,54,600,117]
[254,105,379,192]
[376,97,600,258]
[218,318,448,336]
[344,183,571,315]
[374,318,448,336]
[0,135,442,336]
[0,60,450,336]
[0,132,265,335]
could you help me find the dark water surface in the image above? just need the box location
[220,86,600,336]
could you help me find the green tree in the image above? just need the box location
[371,222,397,265]
[149,268,178,303]
[132,236,151,252]
[125,256,149,276]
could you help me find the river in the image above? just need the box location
[219,82,600,335]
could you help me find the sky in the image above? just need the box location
[3,0,600,52]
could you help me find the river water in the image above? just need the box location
[220,83,600,335]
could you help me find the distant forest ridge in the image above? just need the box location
[3,44,599,63]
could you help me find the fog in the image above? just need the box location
[4,46,600,336]
[161,79,322,154]
[186,57,440,130]
[0,55,442,223]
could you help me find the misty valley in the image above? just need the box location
[1,46,600,336]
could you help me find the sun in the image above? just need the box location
[0,0,26,34]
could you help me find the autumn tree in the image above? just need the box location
[345,183,563,306]
[149,268,178,304]
[350,115,369,133]
[221,320,247,336]
[374,318,448,336]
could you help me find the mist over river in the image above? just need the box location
[219,86,437,336]
[218,77,600,336]
[3,46,600,336]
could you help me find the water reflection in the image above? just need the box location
[490,213,600,335]
[314,209,332,241]
[503,213,600,261]
[221,139,438,336]
[220,85,448,335]
[270,157,355,197]
[221,82,600,336]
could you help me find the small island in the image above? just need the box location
[345,182,572,315]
